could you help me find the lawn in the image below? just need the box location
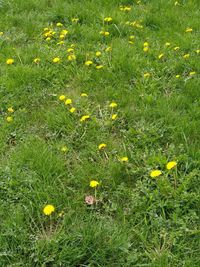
[0,0,200,266]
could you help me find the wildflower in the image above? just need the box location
[109,102,117,108]
[183,54,189,59]
[67,54,76,61]
[174,46,180,51]
[61,146,68,152]
[143,47,149,52]
[150,170,162,178]
[33,58,40,64]
[59,34,65,39]
[65,98,72,105]
[6,116,13,122]
[119,156,129,163]
[165,42,171,47]
[69,107,76,113]
[90,180,99,188]
[143,42,149,47]
[81,93,88,97]
[56,22,63,27]
[43,204,55,216]
[85,195,95,205]
[95,51,101,57]
[104,17,113,23]
[189,71,196,76]
[71,18,79,23]
[59,95,66,101]
[46,37,51,41]
[57,41,65,45]
[8,107,14,113]
[6,58,14,65]
[61,29,69,35]
[80,115,90,122]
[144,73,150,78]
[166,161,177,170]
[98,143,107,150]
[111,114,117,120]
[85,60,93,66]
[196,49,200,54]
[67,48,74,53]
[105,46,112,52]
[100,31,109,36]
[185,28,193,33]
[158,53,164,59]
[0,31,3,36]
[96,65,104,69]
[129,35,135,40]
[175,74,180,78]
[53,57,60,63]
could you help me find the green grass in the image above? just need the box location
[0,0,200,266]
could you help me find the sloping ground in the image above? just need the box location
[0,0,199,266]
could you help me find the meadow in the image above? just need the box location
[0,0,200,266]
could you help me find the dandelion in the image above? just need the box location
[85,195,95,205]
[174,46,180,51]
[33,58,40,64]
[8,107,14,113]
[6,116,13,122]
[56,22,63,27]
[96,65,104,69]
[53,57,60,63]
[185,28,193,33]
[81,93,88,97]
[59,95,66,101]
[90,180,99,188]
[71,18,79,23]
[65,98,72,105]
[165,42,171,47]
[67,48,74,53]
[67,54,76,61]
[183,53,189,59]
[129,35,135,40]
[43,204,55,216]
[158,53,164,59]
[189,71,196,76]
[61,146,68,153]
[109,102,117,108]
[0,31,3,36]
[111,114,117,120]
[46,37,51,41]
[166,161,177,170]
[95,51,101,57]
[57,41,65,45]
[85,60,93,66]
[196,49,200,54]
[105,46,112,52]
[119,156,129,163]
[143,47,149,52]
[69,107,76,113]
[100,31,109,36]
[98,143,107,150]
[104,17,113,23]
[80,115,90,122]
[143,42,149,47]
[61,29,69,35]
[175,74,180,78]
[144,73,150,78]
[6,58,14,65]
[150,170,162,178]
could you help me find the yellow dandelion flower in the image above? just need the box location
[111,114,117,120]
[150,170,162,178]
[98,143,107,150]
[6,58,14,65]
[196,49,200,54]
[71,18,79,23]
[104,31,110,36]
[43,204,55,216]
[6,116,13,122]
[85,60,93,66]
[65,98,72,105]
[56,22,63,27]
[53,57,60,63]
[0,31,4,36]
[120,156,129,163]
[69,107,76,113]
[143,47,149,52]
[67,54,76,61]
[59,95,66,101]
[61,146,68,152]
[7,107,14,113]
[80,115,90,122]
[46,37,51,41]
[109,102,117,108]
[61,29,69,35]
[174,46,180,51]
[143,42,149,47]
[33,58,40,64]
[175,74,180,78]
[57,41,65,45]
[185,28,193,33]
[81,93,88,97]
[129,35,135,40]
[90,180,99,188]
[183,54,189,59]
[95,51,101,57]
[166,161,177,170]
[158,53,164,59]
[144,73,150,78]
[189,71,196,76]
[96,65,104,70]
[59,34,65,39]
[105,46,112,52]
[165,42,171,47]
[67,48,74,53]
[104,17,113,23]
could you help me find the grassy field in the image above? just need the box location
[0,0,200,266]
